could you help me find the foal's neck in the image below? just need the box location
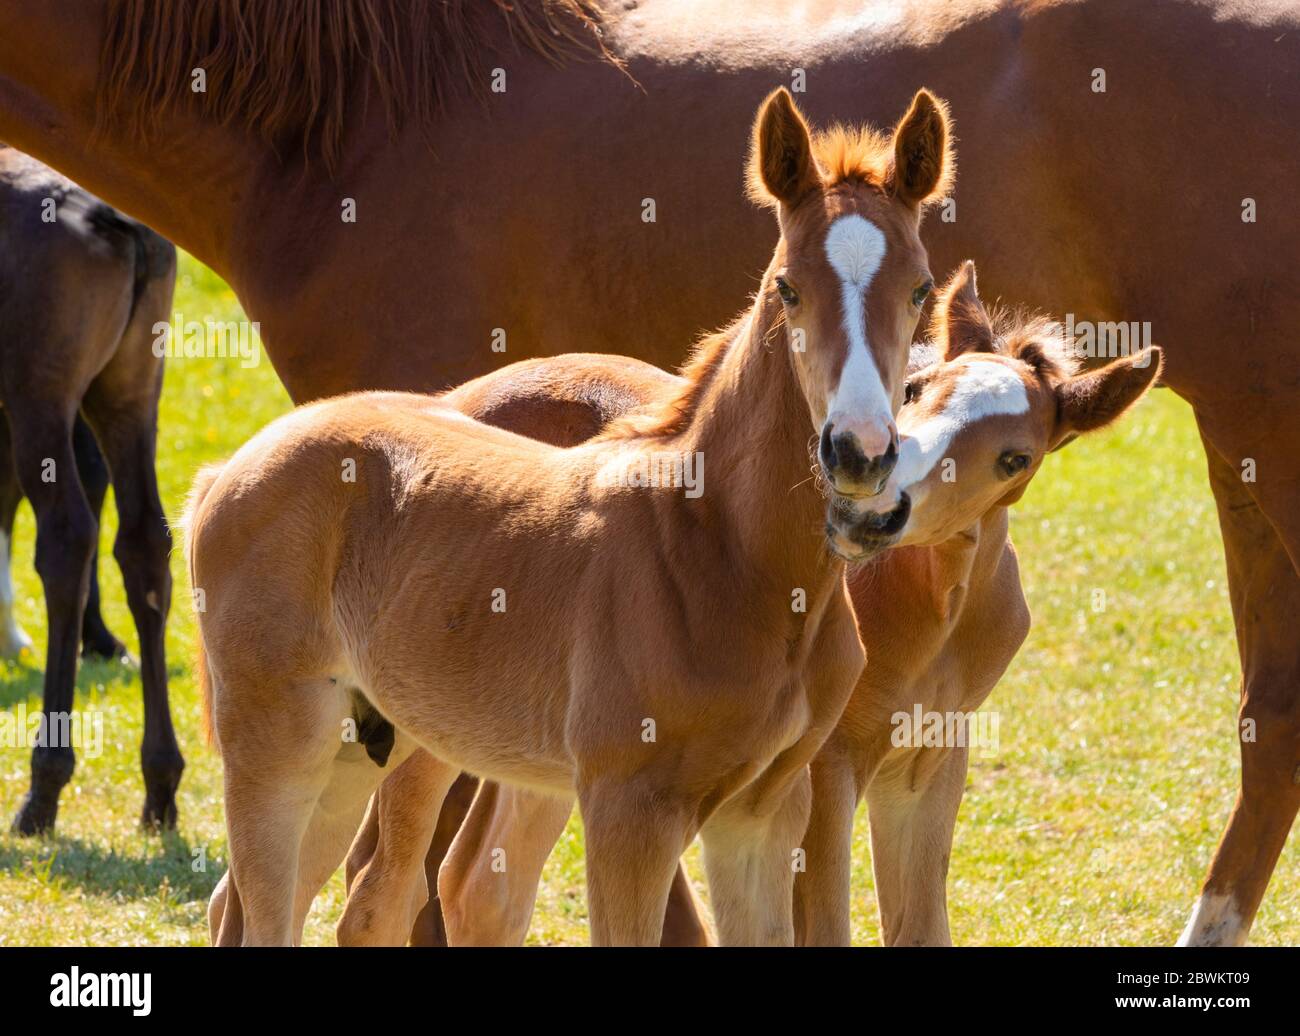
[666,293,832,583]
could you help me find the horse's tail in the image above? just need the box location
[180,461,226,748]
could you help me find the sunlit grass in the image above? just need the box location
[0,255,1293,945]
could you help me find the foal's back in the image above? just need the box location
[190,388,718,790]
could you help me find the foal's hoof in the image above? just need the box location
[10,794,57,837]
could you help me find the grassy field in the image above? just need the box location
[0,253,1294,947]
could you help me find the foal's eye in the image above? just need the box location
[998,451,1032,478]
[911,279,934,308]
[775,276,799,306]
[903,379,922,404]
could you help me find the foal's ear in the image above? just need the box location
[888,89,953,209]
[932,260,994,359]
[748,88,821,209]
[1051,347,1163,448]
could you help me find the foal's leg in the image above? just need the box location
[210,737,417,945]
[792,737,866,946]
[336,750,459,946]
[409,772,479,946]
[438,781,574,946]
[82,349,181,829]
[660,864,714,947]
[865,747,967,946]
[219,676,346,946]
[8,401,97,835]
[1178,438,1300,945]
[699,770,813,946]
[341,767,480,947]
[579,779,696,946]
[0,417,33,658]
[72,414,127,661]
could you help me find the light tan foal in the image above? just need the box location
[335,264,1162,947]
[194,87,953,946]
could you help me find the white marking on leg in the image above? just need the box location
[1177,892,1249,947]
[823,215,892,456]
[892,360,1030,486]
[0,531,32,657]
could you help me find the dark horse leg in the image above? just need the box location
[80,233,181,829]
[73,414,128,661]
[7,398,97,835]
[0,414,121,661]
[1178,432,1300,944]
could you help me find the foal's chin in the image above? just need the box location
[825,491,911,562]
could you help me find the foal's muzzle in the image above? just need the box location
[826,491,911,562]
[819,422,899,497]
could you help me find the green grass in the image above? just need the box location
[0,254,1294,946]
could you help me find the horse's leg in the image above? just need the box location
[699,770,813,947]
[72,414,127,661]
[81,301,181,829]
[579,779,695,946]
[219,676,344,946]
[8,402,96,835]
[208,869,239,946]
[1178,435,1300,945]
[336,750,459,946]
[438,781,573,946]
[0,416,33,658]
[865,747,967,946]
[660,864,713,947]
[209,736,417,946]
[792,737,864,946]
[342,768,478,946]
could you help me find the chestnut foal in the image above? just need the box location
[330,264,1161,947]
[191,87,952,946]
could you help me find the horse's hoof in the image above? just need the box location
[81,633,130,663]
[10,795,57,837]
[140,795,179,831]
[140,752,184,831]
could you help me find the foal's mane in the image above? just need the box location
[595,317,748,443]
[98,0,617,167]
[915,306,1079,382]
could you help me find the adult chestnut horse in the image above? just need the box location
[2,0,1295,943]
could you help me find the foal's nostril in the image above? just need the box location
[819,422,837,472]
[831,432,870,479]
[822,422,900,493]
[881,435,898,473]
[877,491,911,535]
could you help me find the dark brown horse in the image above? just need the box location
[2,0,1296,941]
[0,146,181,833]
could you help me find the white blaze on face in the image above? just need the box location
[890,359,1031,488]
[823,214,893,459]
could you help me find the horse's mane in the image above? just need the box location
[98,0,617,168]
